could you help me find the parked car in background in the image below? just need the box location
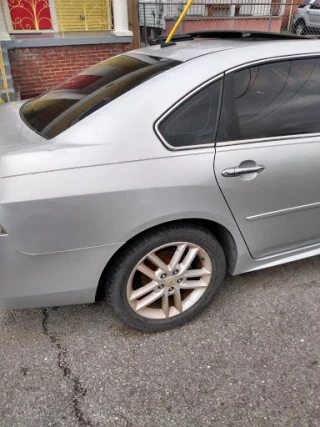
[1,31,320,332]
[293,0,320,34]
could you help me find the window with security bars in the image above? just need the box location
[54,0,112,32]
[7,0,53,30]
[4,0,111,32]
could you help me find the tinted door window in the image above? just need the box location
[217,57,320,142]
[158,79,222,148]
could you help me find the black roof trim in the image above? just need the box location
[158,30,314,47]
[188,30,312,39]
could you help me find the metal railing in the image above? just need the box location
[138,1,319,45]
[8,0,53,30]
[55,0,112,34]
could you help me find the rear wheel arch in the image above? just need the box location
[95,218,237,301]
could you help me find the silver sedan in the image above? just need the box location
[1,31,320,331]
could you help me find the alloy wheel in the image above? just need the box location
[127,242,213,319]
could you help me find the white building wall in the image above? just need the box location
[0,2,10,40]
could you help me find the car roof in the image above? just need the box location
[132,31,319,62]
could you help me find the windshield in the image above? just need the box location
[20,53,180,139]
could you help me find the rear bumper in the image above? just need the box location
[0,234,123,310]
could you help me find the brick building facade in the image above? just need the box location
[0,0,132,101]
[8,42,130,99]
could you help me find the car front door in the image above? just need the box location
[214,56,320,259]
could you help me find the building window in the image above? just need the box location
[5,0,113,32]
[207,4,231,18]
[8,0,53,30]
[54,0,112,32]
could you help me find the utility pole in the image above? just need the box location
[128,0,140,49]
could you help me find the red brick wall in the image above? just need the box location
[9,43,131,99]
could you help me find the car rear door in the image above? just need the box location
[214,56,320,259]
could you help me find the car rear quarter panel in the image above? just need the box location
[0,152,234,254]
[0,59,235,255]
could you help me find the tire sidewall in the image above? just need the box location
[295,21,306,35]
[109,226,226,332]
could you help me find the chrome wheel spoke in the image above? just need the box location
[169,244,187,271]
[180,247,199,272]
[162,293,170,318]
[147,253,169,272]
[179,280,207,290]
[129,280,159,301]
[183,268,211,279]
[136,290,164,311]
[173,289,182,313]
[128,241,213,320]
[137,263,158,281]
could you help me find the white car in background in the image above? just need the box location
[293,0,320,35]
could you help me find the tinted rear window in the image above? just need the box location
[21,54,180,139]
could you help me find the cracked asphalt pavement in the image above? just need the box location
[0,256,319,427]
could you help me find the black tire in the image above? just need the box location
[294,20,307,35]
[105,223,226,332]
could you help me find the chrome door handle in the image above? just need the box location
[222,165,265,177]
